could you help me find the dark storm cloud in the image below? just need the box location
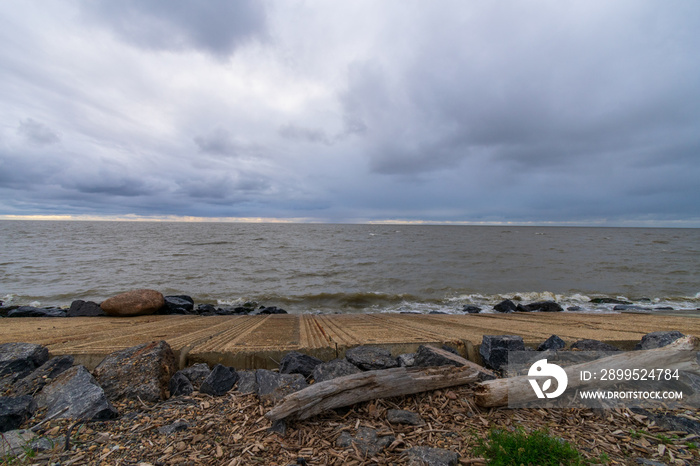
[80,0,267,57]
[17,119,60,145]
[193,127,263,158]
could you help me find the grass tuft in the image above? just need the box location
[474,427,586,466]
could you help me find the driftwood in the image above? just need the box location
[474,335,700,408]
[266,364,489,422]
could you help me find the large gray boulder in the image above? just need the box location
[0,343,49,389]
[345,346,398,370]
[312,359,362,383]
[279,351,323,378]
[178,363,211,390]
[200,364,238,396]
[635,331,684,350]
[0,395,35,432]
[67,300,105,317]
[12,355,74,397]
[35,365,117,420]
[479,335,525,371]
[256,369,307,401]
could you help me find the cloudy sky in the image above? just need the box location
[1,1,699,226]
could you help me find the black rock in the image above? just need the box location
[613,304,652,311]
[162,296,195,314]
[279,351,323,378]
[35,365,118,420]
[251,306,288,315]
[387,409,425,426]
[12,355,74,397]
[0,395,35,432]
[7,306,66,318]
[479,335,525,371]
[517,301,564,313]
[462,305,481,314]
[570,339,621,352]
[235,370,258,394]
[345,346,399,370]
[168,372,194,397]
[67,300,105,317]
[0,343,50,386]
[336,427,395,457]
[158,420,190,435]
[635,331,685,350]
[311,359,362,383]
[429,311,448,314]
[537,335,566,352]
[590,298,631,305]
[414,345,465,368]
[179,363,211,390]
[200,364,238,396]
[256,369,307,401]
[493,300,517,313]
[404,446,460,466]
[196,304,218,314]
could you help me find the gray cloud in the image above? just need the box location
[17,119,60,145]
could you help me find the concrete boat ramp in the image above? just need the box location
[1,312,699,370]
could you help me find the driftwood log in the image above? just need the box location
[266,364,490,422]
[474,335,700,408]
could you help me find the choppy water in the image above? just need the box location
[1,221,698,314]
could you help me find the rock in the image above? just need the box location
[429,311,448,314]
[250,306,288,315]
[345,346,399,370]
[7,306,66,318]
[67,300,105,317]
[311,359,362,383]
[570,339,621,352]
[0,429,50,457]
[0,395,35,432]
[163,295,195,314]
[279,351,323,378]
[178,363,211,390]
[517,301,563,312]
[235,370,258,394]
[634,459,667,466]
[387,409,425,426]
[493,299,517,313]
[12,355,74,396]
[414,345,467,367]
[613,304,652,311]
[462,305,481,314]
[158,420,190,435]
[397,353,416,367]
[537,335,566,352]
[256,369,307,401]
[479,335,525,371]
[336,427,395,457]
[649,413,700,435]
[635,331,684,350]
[35,365,117,420]
[405,446,460,466]
[93,341,177,402]
[100,289,165,317]
[200,364,238,396]
[196,303,218,314]
[0,343,49,387]
[590,297,632,304]
[168,372,193,397]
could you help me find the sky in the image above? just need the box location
[1,1,699,226]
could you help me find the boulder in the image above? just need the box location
[93,341,177,402]
[635,331,684,350]
[163,295,195,315]
[590,297,632,304]
[250,306,288,315]
[517,301,563,312]
[100,289,164,317]
[196,303,218,315]
[387,409,425,426]
[405,446,460,466]
[235,370,258,394]
[178,363,211,390]
[570,339,621,352]
[12,355,74,396]
[256,369,307,401]
[35,365,117,420]
[200,364,238,396]
[336,427,395,457]
[279,351,323,378]
[414,345,467,368]
[397,353,416,367]
[168,372,193,397]
[0,343,49,387]
[613,304,652,311]
[493,300,517,313]
[537,335,566,352]
[7,306,66,318]
[0,395,35,432]
[67,300,105,317]
[462,305,481,314]
[311,359,362,383]
[345,346,399,370]
[479,335,525,371]
[0,429,52,457]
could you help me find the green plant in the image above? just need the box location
[656,434,676,445]
[629,429,643,439]
[685,441,697,450]
[474,427,585,466]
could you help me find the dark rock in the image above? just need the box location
[387,409,425,426]
[93,340,177,402]
[635,331,684,350]
[251,306,288,315]
[405,446,460,466]
[179,363,211,390]
[163,295,195,314]
[256,369,307,401]
[279,351,323,378]
[67,300,105,317]
[590,297,631,304]
[268,419,287,435]
[648,413,700,435]
[414,345,467,367]
[654,306,674,311]
[7,306,66,318]
[196,303,218,314]
[345,346,399,370]
[613,304,652,311]
[158,419,190,435]
[517,301,563,312]
[12,355,74,396]
[336,427,395,457]
[100,289,165,317]
[570,339,621,352]
[168,372,193,397]
[0,395,35,432]
[429,310,448,314]
[397,353,416,367]
[311,359,362,383]
[537,335,566,352]
[634,459,667,466]
[200,364,238,396]
[35,365,117,420]
[462,305,481,314]
[567,306,583,311]
[479,335,525,371]
[493,299,517,313]
[235,370,258,394]
[0,343,49,387]
[0,429,47,457]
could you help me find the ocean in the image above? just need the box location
[1,221,698,314]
